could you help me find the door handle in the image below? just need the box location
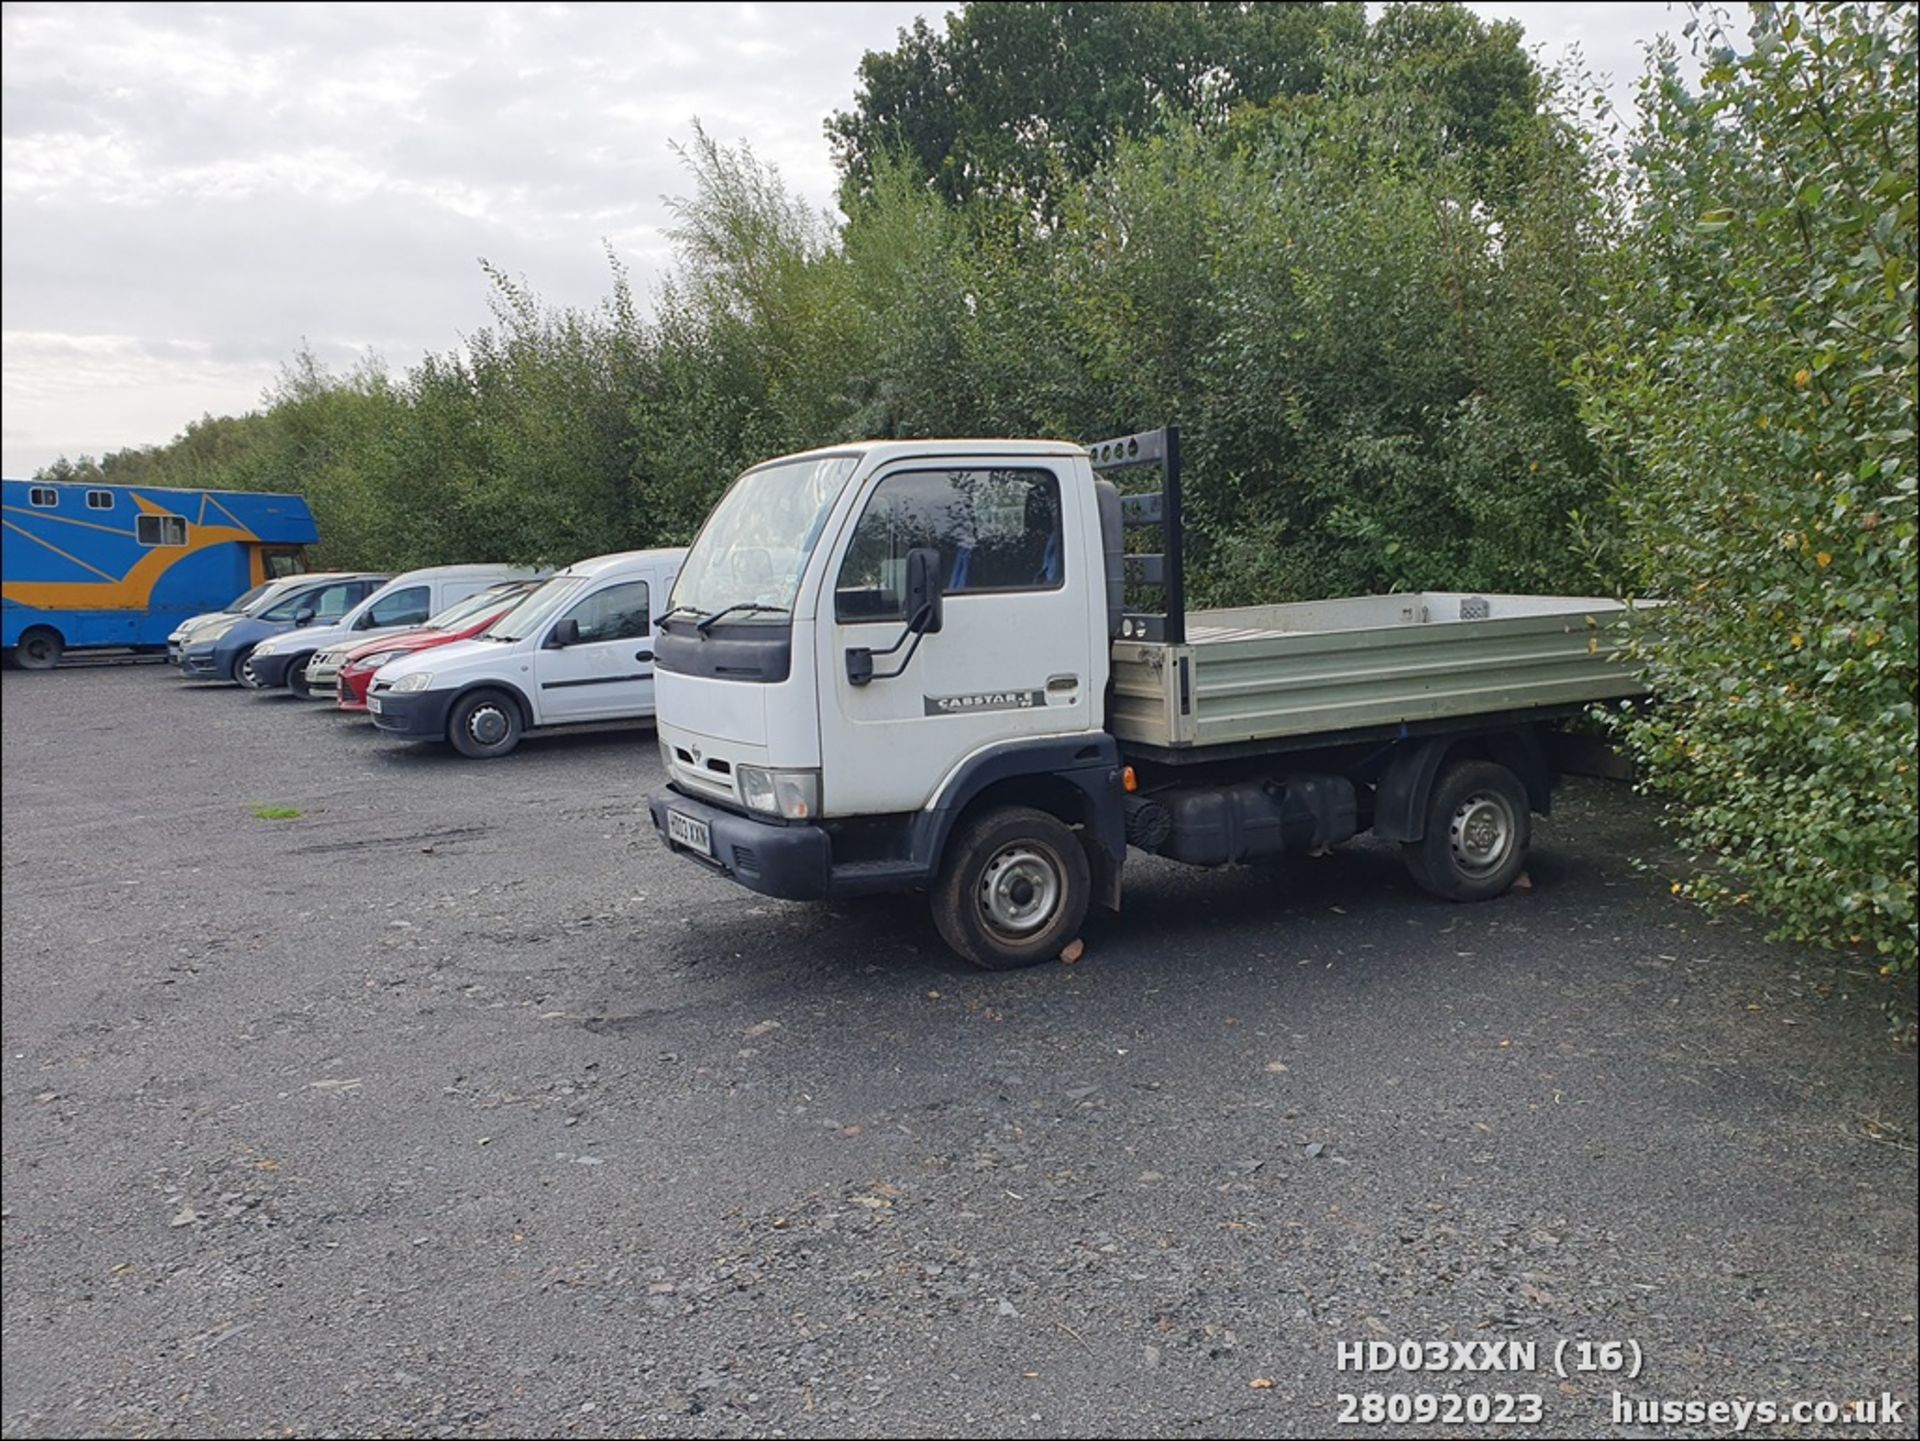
[1046,673,1079,692]
[636,650,654,663]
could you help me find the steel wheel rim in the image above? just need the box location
[238,656,259,687]
[978,844,1062,937]
[466,704,509,748]
[1448,792,1515,875]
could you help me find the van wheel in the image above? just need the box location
[933,806,1090,970]
[1402,760,1530,901]
[15,628,63,670]
[448,689,523,759]
[285,654,316,698]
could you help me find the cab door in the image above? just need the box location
[532,576,656,723]
[816,460,1098,816]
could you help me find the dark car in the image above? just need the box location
[177,573,387,684]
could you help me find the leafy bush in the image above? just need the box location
[1576,3,1918,970]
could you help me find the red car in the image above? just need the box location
[334,578,544,711]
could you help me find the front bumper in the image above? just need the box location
[336,667,374,710]
[248,650,299,689]
[306,655,344,698]
[367,686,454,740]
[179,645,226,680]
[648,789,833,900]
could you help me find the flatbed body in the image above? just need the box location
[1110,591,1646,752]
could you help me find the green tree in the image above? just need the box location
[828,1,1367,212]
[1576,2,1918,972]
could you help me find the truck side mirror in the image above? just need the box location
[847,548,945,687]
[905,547,943,635]
[548,617,581,648]
[293,606,316,626]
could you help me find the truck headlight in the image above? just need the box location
[391,671,434,693]
[737,766,820,820]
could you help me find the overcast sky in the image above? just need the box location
[0,1,1693,477]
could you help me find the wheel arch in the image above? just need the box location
[1372,727,1554,843]
[910,736,1127,910]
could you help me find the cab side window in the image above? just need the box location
[563,580,651,642]
[835,468,1063,623]
[364,585,430,628]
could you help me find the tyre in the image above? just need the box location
[447,689,524,759]
[233,644,260,687]
[15,628,63,671]
[284,654,316,698]
[932,805,1090,970]
[1402,760,1531,902]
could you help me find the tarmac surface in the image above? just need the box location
[3,665,1914,1437]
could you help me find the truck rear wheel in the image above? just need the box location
[1402,760,1530,902]
[14,627,63,670]
[448,688,524,759]
[933,806,1090,970]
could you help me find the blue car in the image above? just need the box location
[178,572,387,684]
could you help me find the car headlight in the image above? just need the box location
[254,637,283,656]
[736,766,820,820]
[200,618,240,644]
[391,671,434,693]
[354,651,402,670]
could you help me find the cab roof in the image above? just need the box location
[746,438,1088,472]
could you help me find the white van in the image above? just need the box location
[246,564,539,697]
[365,548,685,758]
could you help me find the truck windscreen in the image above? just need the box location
[671,456,859,623]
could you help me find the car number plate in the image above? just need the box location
[667,809,712,855]
[367,696,383,714]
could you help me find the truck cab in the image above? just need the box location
[649,432,1644,969]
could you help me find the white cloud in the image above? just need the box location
[2,0,1690,477]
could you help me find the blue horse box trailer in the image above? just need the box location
[2,478,317,667]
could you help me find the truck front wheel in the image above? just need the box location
[933,806,1090,970]
[1402,760,1531,902]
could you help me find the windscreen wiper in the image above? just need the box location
[696,602,789,634]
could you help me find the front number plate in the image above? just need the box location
[666,809,712,856]
[367,696,383,714]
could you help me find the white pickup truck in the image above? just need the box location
[647,429,1647,969]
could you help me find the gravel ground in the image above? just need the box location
[2,665,1914,1439]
